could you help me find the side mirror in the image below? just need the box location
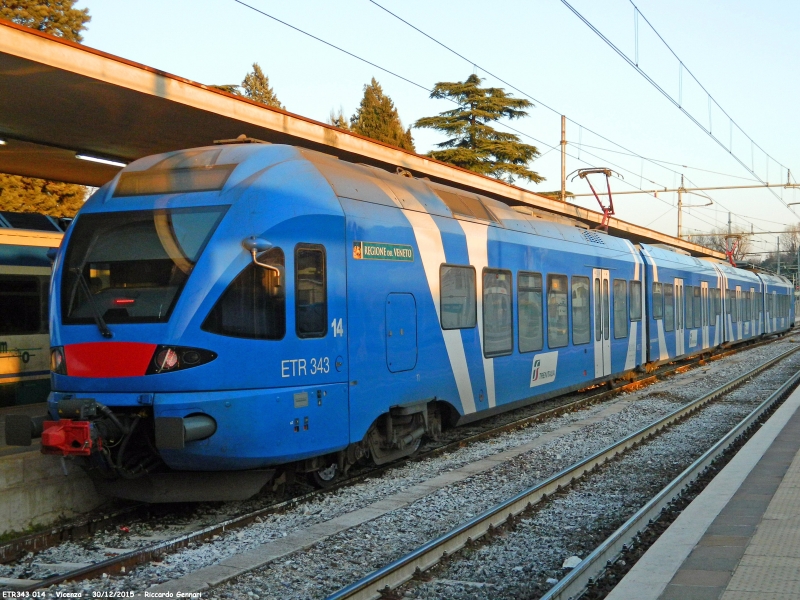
[242,237,281,287]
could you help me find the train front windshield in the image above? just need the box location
[61,207,227,324]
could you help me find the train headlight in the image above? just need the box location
[50,347,67,375]
[146,346,217,375]
[155,348,180,372]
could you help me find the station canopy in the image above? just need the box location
[0,19,724,259]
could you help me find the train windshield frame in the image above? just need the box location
[61,206,227,325]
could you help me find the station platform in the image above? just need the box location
[607,385,800,600]
[0,402,104,536]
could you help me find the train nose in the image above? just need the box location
[59,343,217,377]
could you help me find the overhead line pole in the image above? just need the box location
[677,175,684,239]
[561,115,567,203]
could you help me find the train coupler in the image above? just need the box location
[41,419,95,456]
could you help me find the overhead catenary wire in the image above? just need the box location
[366,0,787,228]
[364,0,779,237]
[233,0,784,240]
[568,142,761,182]
[559,0,799,219]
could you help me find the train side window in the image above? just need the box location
[547,274,569,348]
[740,291,746,321]
[753,292,756,320]
[571,276,590,345]
[629,281,642,321]
[613,279,628,338]
[202,248,285,340]
[685,286,694,329]
[295,245,327,338]
[726,290,733,316]
[710,288,720,319]
[746,292,752,321]
[693,287,702,329]
[440,265,477,329]
[652,283,663,319]
[518,272,543,352]
[0,276,41,335]
[664,284,675,331]
[483,269,513,357]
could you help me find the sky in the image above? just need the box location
[77,0,800,259]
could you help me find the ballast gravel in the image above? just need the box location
[401,359,800,600]
[219,351,800,600]
[13,337,798,598]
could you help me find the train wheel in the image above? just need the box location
[310,462,339,488]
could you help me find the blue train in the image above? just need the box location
[5,143,795,501]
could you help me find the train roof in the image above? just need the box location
[758,272,792,287]
[100,143,641,261]
[712,259,764,283]
[639,243,719,276]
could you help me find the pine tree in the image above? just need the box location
[242,63,283,109]
[0,174,87,217]
[350,78,415,152]
[0,0,90,216]
[0,0,90,42]
[414,74,542,183]
[328,107,350,130]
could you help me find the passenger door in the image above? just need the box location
[701,281,709,349]
[593,268,611,377]
[674,278,685,355]
[735,286,742,340]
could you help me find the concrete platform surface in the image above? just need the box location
[607,386,800,600]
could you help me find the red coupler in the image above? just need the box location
[41,419,93,456]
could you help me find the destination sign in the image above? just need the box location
[353,241,414,262]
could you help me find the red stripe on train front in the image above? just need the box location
[63,342,157,378]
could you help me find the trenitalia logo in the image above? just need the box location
[530,351,558,388]
[531,359,541,381]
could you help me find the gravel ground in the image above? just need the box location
[401,378,796,600]
[216,350,800,600]
[10,337,798,597]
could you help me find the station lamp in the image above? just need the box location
[76,153,127,168]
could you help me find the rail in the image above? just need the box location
[325,343,800,600]
[2,336,792,591]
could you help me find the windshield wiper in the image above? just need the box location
[71,268,113,339]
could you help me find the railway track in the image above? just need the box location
[1,334,794,594]
[325,342,800,600]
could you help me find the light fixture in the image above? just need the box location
[75,154,127,168]
[0,139,6,145]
